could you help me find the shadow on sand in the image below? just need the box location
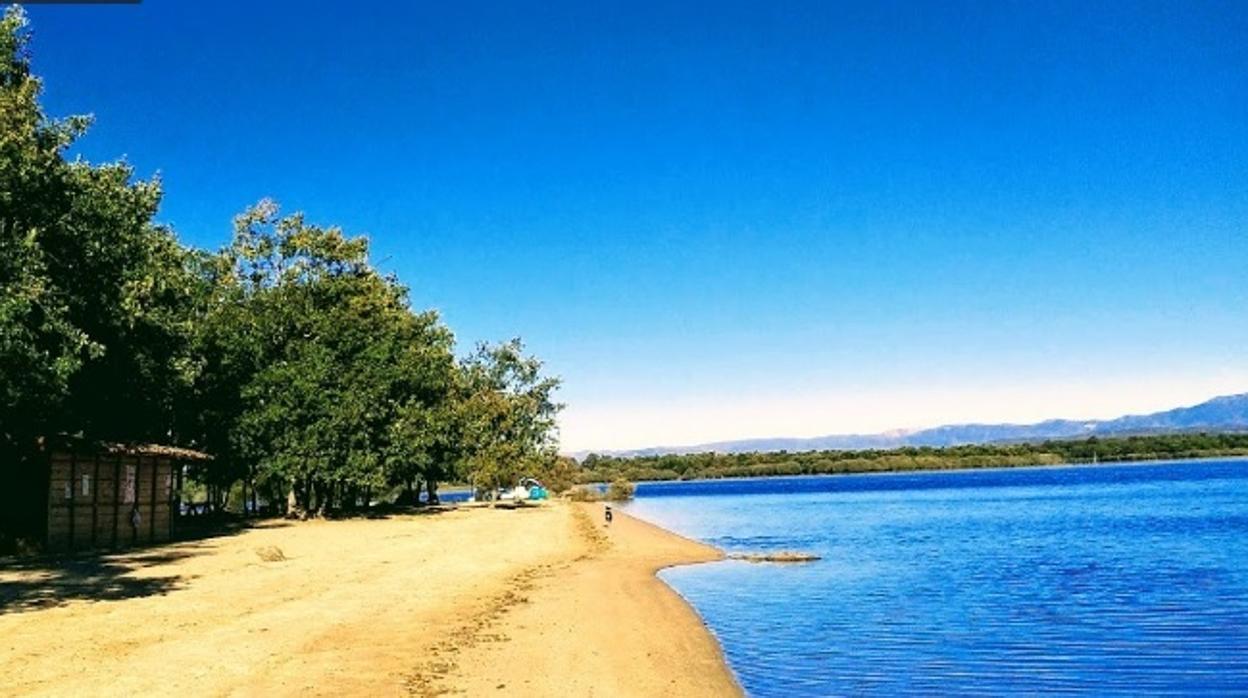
[0,507,459,614]
[322,503,459,521]
[0,548,196,614]
[0,515,291,615]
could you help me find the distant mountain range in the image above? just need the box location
[579,393,1248,459]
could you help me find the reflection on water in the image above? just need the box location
[624,460,1248,696]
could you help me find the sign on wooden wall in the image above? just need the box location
[123,464,136,504]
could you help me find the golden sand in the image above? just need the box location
[0,502,739,697]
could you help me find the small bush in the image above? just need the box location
[605,478,635,501]
[566,486,603,502]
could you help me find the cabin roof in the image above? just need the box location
[99,442,214,461]
[41,435,213,461]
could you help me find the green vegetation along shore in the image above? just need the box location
[575,433,1248,483]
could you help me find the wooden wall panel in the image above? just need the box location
[43,452,178,550]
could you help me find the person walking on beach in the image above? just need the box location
[604,504,613,526]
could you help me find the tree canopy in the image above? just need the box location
[0,7,563,521]
[1,8,197,449]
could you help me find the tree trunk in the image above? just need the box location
[246,464,258,515]
[426,478,439,505]
[288,474,311,520]
[174,464,184,523]
[303,475,313,519]
[215,482,229,513]
[315,480,328,518]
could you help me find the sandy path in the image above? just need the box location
[421,505,742,697]
[0,503,739,697]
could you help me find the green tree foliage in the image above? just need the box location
[458,340,562,500]
[1,7,196,450]
[188,209,563,515]
[535,455,580,495]
[604,478,636,501]
[191,200,469,515]
[0,10,564,525]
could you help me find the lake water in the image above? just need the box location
[621,460,1248,696]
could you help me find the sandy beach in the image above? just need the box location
[0,503,740,697]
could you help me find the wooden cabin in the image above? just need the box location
[5,439,211,552]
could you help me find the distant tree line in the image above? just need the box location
[577,433,1248,483]
[0,8,561,519]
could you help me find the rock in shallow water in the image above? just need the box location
[727,551,820,563]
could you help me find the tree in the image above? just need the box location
[387,395,461,505]
[0,6,197,450]
[1,8,78,449]
[193,200,458,516]
[457,340,562,501]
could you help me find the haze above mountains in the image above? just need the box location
[579,393,1248,459]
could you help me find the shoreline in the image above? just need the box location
[416,503,743,696]
[1,502,741,697]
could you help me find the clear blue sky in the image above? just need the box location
[24,1,1248,450]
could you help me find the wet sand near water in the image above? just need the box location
[418,504,742,696]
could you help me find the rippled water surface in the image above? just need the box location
[622,460,1248,696]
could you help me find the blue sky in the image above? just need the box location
[24,1,1248,450]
